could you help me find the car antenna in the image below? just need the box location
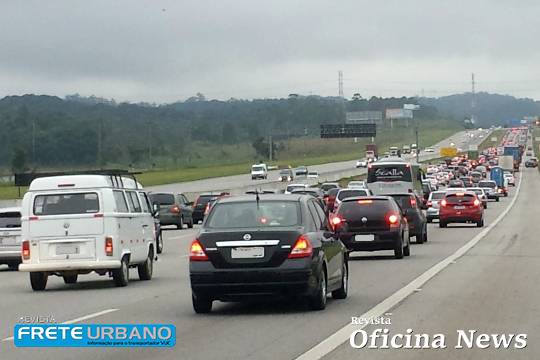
[255,189,260,209]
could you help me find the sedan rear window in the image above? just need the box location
[478,181,496,188]
[337,199,393,218]
[150,193,175,205]
[446,194,476,204]
[389,195,414,209]
[337,189,368,201]
[430,192,446,200]
[286,185,305,193]
[195,195,215,206]
[206,201,300,228]
[0,212,21,228]
[34,193,99,215]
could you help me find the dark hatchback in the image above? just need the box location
[193,194,218,223]
[333,196,410,259]
[189,195,348,313]
[388,193,428,244]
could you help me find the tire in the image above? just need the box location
[187,217,194,229]
[112,256,129,287]
[394,236,404,259]
[177,216,184,230]
[138,248,154,281]
[192,293,212,313]
[63,274,78,284]
[477,219,484,227]
[30,272,48,291]
[7,261,19,271]
[331,263,348,300]
[427,218,432,223]
[484,204,488,209]
[496,197,500,202]
[403,237,411,257]
[423,227,428,243]
[416,227,425,244]
[439,221,447,228]
[156,231,163,254]
[309,269,327,310]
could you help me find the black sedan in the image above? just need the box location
[189,194,348,313]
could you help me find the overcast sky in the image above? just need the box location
[1,0,540,103]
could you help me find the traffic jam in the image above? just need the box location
[0,128,529,316]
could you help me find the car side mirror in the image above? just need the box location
[187,201,194,206]
[152,204,159,215]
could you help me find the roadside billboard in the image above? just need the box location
[385,108,413,119]
[346,111,383,124]
[440,147,458,157]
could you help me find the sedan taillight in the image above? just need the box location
[22,240,30,260]
[288,235,313,259]
[189,239,209,261]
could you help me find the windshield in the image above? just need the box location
[286,185,305,192]
[478,181,496,188]
[206,201,300,228]
[33,193,99,215]
[150,193,175,205]
[252,166,265,172]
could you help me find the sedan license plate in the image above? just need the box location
[355,234,375,242]
[56,245,79,255]
[231,247,264,259]
[0,237,16,245]
[454,206,466,210]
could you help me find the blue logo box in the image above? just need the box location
[14,324,176,347]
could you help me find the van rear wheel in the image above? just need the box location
[63,274,78,284]
[30,272,48,291]
[113,257,129,287]
[138,248,154,281]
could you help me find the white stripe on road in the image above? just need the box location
[296,171,523,360]
[2,308,119,342]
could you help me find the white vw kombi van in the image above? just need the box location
[19,174,156,290]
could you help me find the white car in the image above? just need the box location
[0,207,22,270]
[425,176,439,190]
[19,174,157,290]
[307,171,319,179]
[424,147,435,153]
[503,173,515,186]
[356,160,368,168]
[347,180,367,188]
[334,188,372,209]
[251,163,268,180]
[284,183,309,194]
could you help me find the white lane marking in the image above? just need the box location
[166,233,197,240]
[2,308,119,342]
[296,172,523,360]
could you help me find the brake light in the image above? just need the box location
[22,240,30,260]
[456,192,465,196]
[497,188,503,193]
[288,235,313,259]
[331,216,342,227]
[441,199,447,207]
[170,205,181,214]
[57,183,75,187]
[105,236,113,256]
[357,200,373,204]
[189,239,209,261]
[427,201,432,207]
[410,198,417,206]
[388,214,399,224]
[473,199,481,207]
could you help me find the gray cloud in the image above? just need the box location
[1,0,540,102]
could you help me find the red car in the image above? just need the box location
[439,191,484,228]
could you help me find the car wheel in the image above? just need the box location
[112,256,129,287]
[192,293,213,313]
[484,204,488,209]
[63,274,78,284]
[30,272,48,291]
[7,261,19,271]
[331,262,348,300]
[427,218,432,223]
[309,269,327,310]
[477,219,484,227]
[394,236,404,259]
[138,248,154,281]
[187,217,194,229]
[439,221,447,228]
[416,227,425,244]
[177,216,184,229]
[156,231,163,254]
[423,226,428,243]
[496,197,500,202]
[403,237,411,257]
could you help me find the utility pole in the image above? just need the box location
[97,118,103,168]
[268,135,273,162]
[31,117,36,165]
[415,122,419,163]
[338,70,344,98]
[471,73,476,125]
[148,120,153,166]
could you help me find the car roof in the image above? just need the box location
[217,194,306,203]
[445,191,476,196]
[342,195,393,202]
[28,175,143,192]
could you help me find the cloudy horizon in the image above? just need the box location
[1,0,540,103]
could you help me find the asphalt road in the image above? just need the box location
[1,131,533,360]
[147,129,490,196]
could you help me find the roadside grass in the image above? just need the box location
[0,123,461,200]
[534,128,540,173]
[478,129,505,152]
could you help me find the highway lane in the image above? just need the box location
[0,154,518,360]
[324,164,539,360]
[147,129,489,197]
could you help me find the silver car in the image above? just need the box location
[0,207,22,270]
[426,191,446,223]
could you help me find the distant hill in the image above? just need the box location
[420,92,540,127]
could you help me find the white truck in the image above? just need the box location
[19,174,157,290]
[498,155,514,172]
[251,163,268,180]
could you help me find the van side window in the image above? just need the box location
[127,191,142,213]
[139,192,151,213]
[113,191,129,213]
